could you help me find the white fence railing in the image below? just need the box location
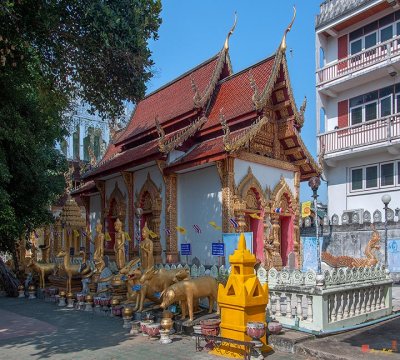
[266,265,393,333]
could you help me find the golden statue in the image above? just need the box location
[322,225,381,268]
[27,258,56,288]
[140,222,154,271]
[93,220,105,273]
[114,218,126,270]
[29,231,38,261]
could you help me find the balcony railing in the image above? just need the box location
[318,114,400,155]
[317,35,400,85]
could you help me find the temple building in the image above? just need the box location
[72,16,319,269]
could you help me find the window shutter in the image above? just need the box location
[338,100,349,128]
[338,34,348,71]
[338,35,348,59]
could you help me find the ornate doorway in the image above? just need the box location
[136,173,162,264]
[104,182,126,252]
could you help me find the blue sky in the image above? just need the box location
[146,1,326,203]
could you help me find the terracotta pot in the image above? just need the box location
[268,321,283,335]
[112,305,123,316]
[140,320,154,336]
[146,323,161,338]
[246,322,266,340]
[200,319,221,337]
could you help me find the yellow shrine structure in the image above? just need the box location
[214,233,271,358]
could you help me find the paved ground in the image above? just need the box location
[0,297,306,360]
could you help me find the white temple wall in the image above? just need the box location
[105,176,128,232]
[234,159,295,194]
[89,194,101,256]
[133,164,166,259]
[177,165,222,265]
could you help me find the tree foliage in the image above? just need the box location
[0,1,161,254]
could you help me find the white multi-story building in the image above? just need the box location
[316,0,400,223]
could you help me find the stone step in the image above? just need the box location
[268,329,315,353]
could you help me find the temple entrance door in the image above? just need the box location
[280,215,293,267]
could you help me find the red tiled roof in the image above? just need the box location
[204,56,276,131]
[84,140,160,179]
[117,55,221,145]
[71,180,96,196]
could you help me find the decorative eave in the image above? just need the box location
[281,56,306,129]
[192,13,237,109]
[156,115,208,153]
[220,110,272,153]
[292,127,322,178]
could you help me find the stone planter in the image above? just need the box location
[200,319,221,336]
[268,321,282,335]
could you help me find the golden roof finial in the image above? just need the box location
[280,6,296,52]
[224,12,237,51]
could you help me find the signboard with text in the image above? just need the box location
[180,243,191,256]
[212,243,225,256]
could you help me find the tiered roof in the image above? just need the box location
[75,12,320,197]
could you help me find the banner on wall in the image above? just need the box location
[212,243,225,256]
[301,201,312,218]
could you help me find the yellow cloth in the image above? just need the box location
[176,226,187,235]
[301,201,312,218]
[249,213,263,220]
[209,221,222,230]
[148,230,158,239]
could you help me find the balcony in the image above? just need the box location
[318,113,400,156]
[317,35,400,88]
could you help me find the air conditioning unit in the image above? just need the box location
[342,209,364,224]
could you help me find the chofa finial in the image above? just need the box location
[224,12,237,50]
[280,6,296,52]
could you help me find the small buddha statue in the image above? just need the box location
[140,222,154,271]
[93,221,105,273]
[114,218,126,270]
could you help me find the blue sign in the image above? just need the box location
[180,243,191,256]
[212,243,225,256]
[388,239,400,272]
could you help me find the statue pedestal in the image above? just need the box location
[28,291,36,300]
[159,329,172,344]
[18,290,25,298]
[67,298,74,308]
[58,297,66,306]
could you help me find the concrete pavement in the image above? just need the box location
[0,297,306,360]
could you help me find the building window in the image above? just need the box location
[350,106,363,125]
[365,101,377,121]
[60,139,68,157]
[366,165,378,188]
[351,168,363,191]
[380,95,392,117]
[381,163,394,186]
[398,162,400,184]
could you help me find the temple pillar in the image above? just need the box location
[270,213,283,270]
[152,208,163,264]
[293,170,301,268]
[122,171,135,257]
[165,174,178,263]
[81,195,91,256]
[95,180,106,225]
[221,157,235,233]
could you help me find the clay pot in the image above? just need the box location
[18,285,24,291]
[200,319,221,336]
[246,322,266,340]
[162,310,173,319]
[111,277,123,287]
[59,290,66,297]
[146,323,161,338]
[85,294,93,303]
[112,305,123,316]
[140,320,154,336]
[268,321,282,335]
[66,292,74,299]
[160,317,173,331]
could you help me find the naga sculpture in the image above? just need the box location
[322,226,381,268]
[27,258,57,288]
[56,249,86,293]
